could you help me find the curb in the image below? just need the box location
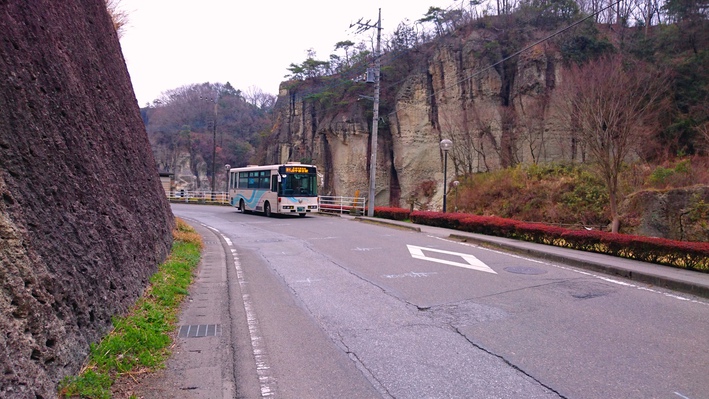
[354,216,422,232]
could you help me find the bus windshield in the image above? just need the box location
[280,173,317,197]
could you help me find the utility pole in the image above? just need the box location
[351,9,381,217]
[211,99,217,196]
[200,92,219,197]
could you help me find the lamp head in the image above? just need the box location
[439,139,453,152]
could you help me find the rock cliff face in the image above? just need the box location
[620,186,709,241]
[267,93,376,199]
[0,1,174,397]
[268,30,570,209]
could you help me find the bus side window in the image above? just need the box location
[239,172,248,188]
[271,175,278,192]
[248,171,258,189]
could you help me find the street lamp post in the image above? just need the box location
[440,139,453,213]
[224,164,231,204]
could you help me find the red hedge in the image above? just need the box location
[410,211,469,229]
[459,215,520,237]
[373,207,411,221]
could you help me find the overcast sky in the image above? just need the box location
[117,0,452,107]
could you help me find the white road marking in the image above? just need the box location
[383,271,439,279]
[294,278,322,284]
[220,232,276,397]
[407,244,497,274]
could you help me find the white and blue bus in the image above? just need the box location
[227,163,319,217]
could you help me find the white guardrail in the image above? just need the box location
[318,195,367,215]
[167,191,367,215]
[167,190,230,205]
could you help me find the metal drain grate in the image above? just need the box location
[178,324,222,338]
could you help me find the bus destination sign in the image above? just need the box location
[284,166,313,174]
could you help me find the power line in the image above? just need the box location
[385,0,625,120]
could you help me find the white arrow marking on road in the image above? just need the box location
[407,245,497,274]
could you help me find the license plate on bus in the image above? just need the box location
[297,207,305,212]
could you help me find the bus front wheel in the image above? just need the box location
[239,199,246,213]
[264,202,272,218]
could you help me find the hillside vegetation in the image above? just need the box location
[450,158,709,241]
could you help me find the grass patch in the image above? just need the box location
[58,218,202,398]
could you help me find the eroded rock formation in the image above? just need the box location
[267,30,570,209]
[0,1,174,397]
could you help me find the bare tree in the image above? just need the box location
[437,100,501,174]
[243,86,276,109]
[438,100,476,176]
[470,105,502,172]
[560,54,669,232]
[630,0,663,35]
[385,21,420,51]
[516,95,550,164]
[698,121,709,155]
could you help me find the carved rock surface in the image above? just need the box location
[620,186,709,241]
[269,32,567,209]
[0,1,174,397]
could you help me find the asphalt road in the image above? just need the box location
[171,204,709,399]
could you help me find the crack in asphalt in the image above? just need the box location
[473,277,586,300]
[336,332,396,399]
[452,325,569,399]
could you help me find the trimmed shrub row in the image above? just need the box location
[373,207,413,221]
[368,210,709,272]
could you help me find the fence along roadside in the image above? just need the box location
[167,191,367,215]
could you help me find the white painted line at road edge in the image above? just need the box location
[206,224,276,398]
